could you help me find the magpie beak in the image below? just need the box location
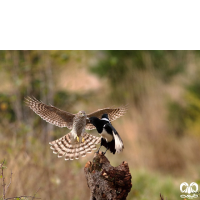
[89,113,124,155]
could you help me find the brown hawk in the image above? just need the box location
[25,96,127,160]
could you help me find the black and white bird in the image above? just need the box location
[89,114,124,155]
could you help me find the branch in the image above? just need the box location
[0,160,6,200]
[31,187,41,200]
[5,170,12,195]
[5,187,41,200]
[5,196,41,200]
[84,152,132,200]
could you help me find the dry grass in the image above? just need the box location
[0,137,92,200]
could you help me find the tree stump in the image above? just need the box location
[84,152,132,200]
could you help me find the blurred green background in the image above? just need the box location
[1,50,200,200]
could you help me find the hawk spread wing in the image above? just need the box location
[25,97,75,129]
[85,105,127,130]
[25,96,127,160]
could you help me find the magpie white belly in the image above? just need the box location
[101,129,113,142]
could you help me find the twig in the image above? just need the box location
[5,196,41,200]
[31,187,41,200]
[5,170,12,195]
[1,159,6,200]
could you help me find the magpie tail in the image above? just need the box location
[101,138,116,154]
[105,123,124,154]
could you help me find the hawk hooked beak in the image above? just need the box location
[79,111,86,117]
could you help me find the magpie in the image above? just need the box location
[89,114,124,155]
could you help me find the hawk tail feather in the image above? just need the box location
[49,132,101,161]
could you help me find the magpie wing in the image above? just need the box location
[105,123,124,153]
[86,105,127,130]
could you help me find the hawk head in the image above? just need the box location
[78,111,86,118]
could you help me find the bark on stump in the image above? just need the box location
[84,152,132,200]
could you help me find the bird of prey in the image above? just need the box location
[25,96,127,160]
[89,114,124,154]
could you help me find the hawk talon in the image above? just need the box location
[103,148,108,155]
[77,136,84,143]
[96,145,102,154]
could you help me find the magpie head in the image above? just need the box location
[89,116,97,124]
[101,113,110,123]
[89,116,103,128]
[101,113,109,120]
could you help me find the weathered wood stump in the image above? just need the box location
[84,152,132,200]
